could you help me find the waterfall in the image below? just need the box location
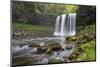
[53,13,77,37]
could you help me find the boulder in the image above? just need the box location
[45,42,61,50]
[38,41,62,53]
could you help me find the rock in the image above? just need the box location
[13,32,22,37]
[38,46,47,53]
[44,41,62,53]
[13,57,33,66]
[48,59,63,64]
[68,48,81,62]
[38,41,62,53]
[45,42,61,50]
[65,44,74,50]
[44,41,61,50]
[66,33,95,44]
[45,48,53,53]
[29,44,40,48]
[64,57,70,62]
[66,36,79,41]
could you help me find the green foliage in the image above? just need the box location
[12,22,53,32]
[12,1,79,23]
[43,4,78,15]
[73,23,96,61]
[78,23,95,34]
[76,40,96,61]
[77,24,96,61]
[65,5,79,13]
[68,23,96,62]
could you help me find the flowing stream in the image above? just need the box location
[12,13,77,66]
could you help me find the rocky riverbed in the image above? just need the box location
[12,37,76,66]
[11,32,95,66]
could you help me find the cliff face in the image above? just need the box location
[76,6,96,26]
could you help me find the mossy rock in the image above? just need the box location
[37,42,61,53]
[46,42,61,53]
[48,59,63,64]
[46,42,61,50]
[66,36,79,42]
[65,44,74,50]
[66,33,95,45]
[37,46,47,53]
[44,42,61,50]
[68,39,96,62]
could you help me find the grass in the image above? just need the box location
[12,22,53,32]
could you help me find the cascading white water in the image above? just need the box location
[53,13,77,37]
[60,14,66,35]
[53,16,60,35]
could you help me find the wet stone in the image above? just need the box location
[29,44,40,48]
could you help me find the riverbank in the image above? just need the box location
[11,22,96,66]
[12,23,54,39]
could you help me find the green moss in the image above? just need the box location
[44,42,61,53]
[68,23,96,62]
[66,36,79,41]
[76,40,96,61]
